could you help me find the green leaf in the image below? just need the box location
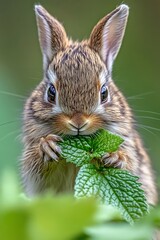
[29,195,96,240]
[60,129,123,167]
[60,135,93,166]
[75,164,149,224]
[86,223,153,240]
[92,129,123,158]
[0,207,29,240]
[59,129,148,224]
[0,192,96,240]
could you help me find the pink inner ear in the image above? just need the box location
[39,18,52,55]
[35,5,68,70]
[88,5,129,73]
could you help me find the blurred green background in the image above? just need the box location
[0,0,159,188]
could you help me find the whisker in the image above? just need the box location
[15,133,22,141]
[135,116,160,121]
[111,119,160,132]
[136,124,160,132]
[136,124,157,137]
[0,129,20,142]
[127,91,154,100]
[0,120,20,127]
[0,90,26,99]
[0,119,20,127]
[106,119,159,137]
[133,109,160,116]
[104,117,160,133]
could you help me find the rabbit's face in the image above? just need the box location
[31,4,130,136]
[44,43,109,135]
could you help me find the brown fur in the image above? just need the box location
[21,5,158,205]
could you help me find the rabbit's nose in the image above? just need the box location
[67,113,90,133]
[68,121,88,131]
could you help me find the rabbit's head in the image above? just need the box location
[28,4,131,136]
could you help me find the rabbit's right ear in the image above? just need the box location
[89,4,129,74]
[35,5,68,70]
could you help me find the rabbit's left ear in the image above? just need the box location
[35,5,68,71]
[89,4,129,73]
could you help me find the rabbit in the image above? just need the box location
[20,4,158,205]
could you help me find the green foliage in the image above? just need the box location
[60,129,148,224]
[60,129,123,167]
[0,173,159,240]
[75,164,148,224]
[0,172,96,240]
[86,224,154,240]
[0,130,157,240]
[29,196,96,240]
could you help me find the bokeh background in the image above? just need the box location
[0,0,159,191]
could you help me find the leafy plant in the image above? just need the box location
[59,129,149,224]
[60,129,123,166]
[0,126,159,240]
[0,172,159,240]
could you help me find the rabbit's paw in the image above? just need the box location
[39,134,63,162]
[102,150,128,169]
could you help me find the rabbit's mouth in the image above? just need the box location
[51,112,105,136]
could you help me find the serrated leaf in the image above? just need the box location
[60,129,123,167]
[75,164,149,224]
[92,129,124,158]
[60,135,93,166]
[60,129,148,224]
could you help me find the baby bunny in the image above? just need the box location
[21,4,157,205]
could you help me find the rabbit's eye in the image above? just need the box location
[47,84,56,103]
[101,84,108,103]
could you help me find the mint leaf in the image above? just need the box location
[60,135,93,166]
[92,129,123,158]
[75,164,148,224]
[60,129,123,166]
[60,129,148,224]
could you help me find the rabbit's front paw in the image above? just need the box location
[102,150,128,169]
[39,134,63,162]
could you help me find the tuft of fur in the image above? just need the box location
[21,4,158,204]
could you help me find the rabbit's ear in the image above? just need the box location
[35,5,68,70]
[89,4,129,73]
